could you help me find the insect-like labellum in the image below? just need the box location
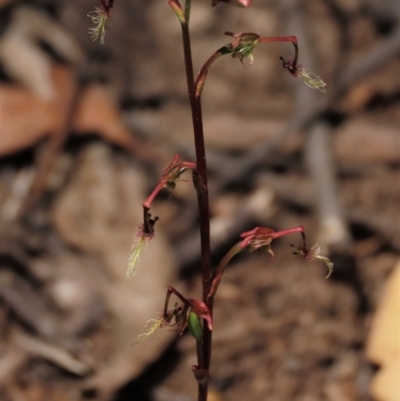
[280,56,327,92]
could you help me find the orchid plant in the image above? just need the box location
[88,1,330,400]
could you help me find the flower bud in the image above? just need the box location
[187,299,213,330]
[225,31,261,65]
[188,311,203,341]
[212,0,252,7]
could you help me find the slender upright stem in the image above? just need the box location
[180,16,212,401]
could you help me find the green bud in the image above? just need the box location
[188,311,202,341]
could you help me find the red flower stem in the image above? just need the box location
[163,288,173,318]
[208,242,242,302]
[272,225,305,243]
[142,181,167,210]
[164,286,189,314]
[179,161,197,170]
[259,35,297,43]
[259,36,298,67]
[141,158,197,233]
[293,42,298,68]
[179,4,212,400]
[142,180,165,234]
[195,47,230,98]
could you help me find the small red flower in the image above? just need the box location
[280,57,327,92]
[225,31,261,65]
[212,0,252,7]
[291,244,334,278]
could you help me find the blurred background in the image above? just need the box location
[0,0,399,400]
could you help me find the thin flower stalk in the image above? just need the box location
[195,33,300,98]
[139,155,196,238]
[142,155,196,211]
[195,49,230,98]
[176,10,213,400]
[240,225,334,277]
[208,242,243,302]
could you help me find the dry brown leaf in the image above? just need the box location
[0,65,141,157]
[74,85,141,152]
[0,84,54,155]
[0,66,75,156]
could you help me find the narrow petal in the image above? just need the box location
[127,229,151,277]
[87,7,109,44]
[298,68,327,92]
[134,318,163,343]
